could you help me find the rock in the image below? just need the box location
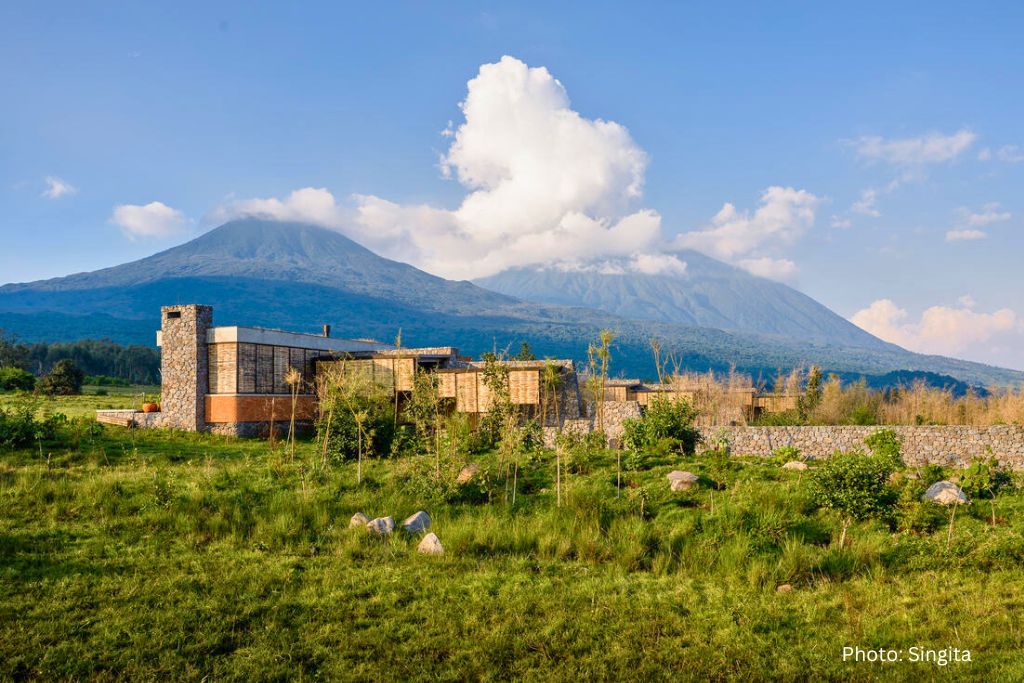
[366,516,395,535]
[923,481,969,506]
[777,584,793,593]
[456,463,480,485]
[402,511,431,534]
[349,512,369,528]
[667,470,699,491]
[782,461,808,471]
[417,532,444,555]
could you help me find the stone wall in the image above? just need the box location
[701,425,1024,468]
[159,304,212,431]
[543,400,642,448]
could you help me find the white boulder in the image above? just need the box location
[782,461,808,471]
[349,512,369,528]
[456,463,480,484]
[667,470,699,491]
[923,481,969,506]
[417,532,444,555]
[366,516,395,535]
[402,510,432,534]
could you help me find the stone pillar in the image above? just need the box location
[159,304,213,431]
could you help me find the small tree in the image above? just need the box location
[316,360,395,483]
[811,452,895,546]
[284,367,303,461]
[798,365,823,422]
[406,370,446,476]
[39,359,84,396]
[541,360,564,505]
[960,457,1014,526]
[512,342,536,361]
[0,367,36,392]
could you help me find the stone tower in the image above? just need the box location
[159,304,213,431]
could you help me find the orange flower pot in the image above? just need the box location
[142,402,160,413]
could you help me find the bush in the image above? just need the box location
[0,398,65,449]
[38,359,84,395]
[773,445,801,461]
[960,458,1014,500]
[84,374,131,387]
[557,429,605,474]
[811,451,896,544]
[864,428,902,467]
[623,397,701,458]
[0,366,36,392]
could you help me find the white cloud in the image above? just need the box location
[851,298,1020,359]
[945,229,987,242]
[628,253,688,276]
[958,294,976,308]
[110,201,190,239]
[41,176,76,199]
[734,257,798,282]
[671,186,818,280]
[830,215,852,229]
[958,203,1011,227]
[210,56,664,280]
[845,128,976,166]
[850,188,881,217]
[996,145,1024,163]
[978,147,992,161]
[204,187,349,228]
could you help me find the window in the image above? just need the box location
[166,311,181,319]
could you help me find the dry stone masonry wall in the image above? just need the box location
[703,425,1024,468]
[159,304,212,431]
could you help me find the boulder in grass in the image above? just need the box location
[349,512,370,528]
[777,584,793,593]
[782,461,808,471]
[923,481,969,506]
[402,511,431,534]
[667,470,699,491]
[366,516,395,535]
[456,463,480,485]
[417,532,444,555]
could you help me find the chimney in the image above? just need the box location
[322,324,331,338]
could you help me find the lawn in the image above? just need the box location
[2,394,1023,681]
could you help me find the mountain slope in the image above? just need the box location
[1,219,1021,386]
[474,250,885,348]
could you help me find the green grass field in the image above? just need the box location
[2,393,1023,681]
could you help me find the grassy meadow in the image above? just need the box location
[2,393,1024,681]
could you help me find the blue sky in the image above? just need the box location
[2,2,1023,367]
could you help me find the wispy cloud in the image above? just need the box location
[850,188,881,217]
[945,229,987,242]
[845,128,976,166]
[41,176,76,199]
[958,203,1011,227]
[110,201,190,239]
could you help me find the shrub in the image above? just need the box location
[864,428,903,468]
[773,445,801,461]
[0,366,36,392]
[84,374,131,387]
[811,451,895,545]
[623,397,701,458]
[38,359,85,395]
[960,458,1014,500]
[0,398,65,449]
[557,429,605,474]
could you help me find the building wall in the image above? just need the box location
[205,394,318,423]
[160,304,212,431]
[702,425,1024,468]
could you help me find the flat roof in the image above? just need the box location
[206,326,395,353]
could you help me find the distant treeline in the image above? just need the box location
[0,333,160,385]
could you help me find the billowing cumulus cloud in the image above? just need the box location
[212,56,667,279]
[110,201,190,239]
[851,298,1022,364]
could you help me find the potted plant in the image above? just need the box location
[142,394,161,413]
